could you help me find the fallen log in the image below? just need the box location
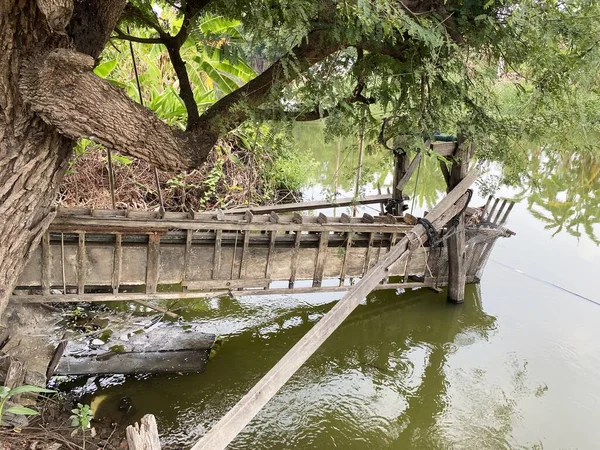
[52,326,215,376]
[191,168,479,450]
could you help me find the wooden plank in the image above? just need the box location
[190,174,478,450]
[145,234,160,294]
[439,161,451,187]
[239,231,250,279]
[431,141,457,157]
[183,278,271,290]
[41,233,51,295]
[312,231,329,287]
[212,229,223,279]
[77,232,86,294]
[112,233,122,294]
[487,198,500,223]
[5,359,27,402]
[46,339,68,379]
[396,152,422,191]
[265,231,277,281]
[482,195,494,220]
[288,231,301,289]
[127,415,162,450]
[12,291,229,304]
[446,216,466,303]
[222,194,391,215]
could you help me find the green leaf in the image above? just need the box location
[94,59,118,79]
[6,406,39,416]
[8,385,55,396]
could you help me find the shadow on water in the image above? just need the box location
[86,284,510,449]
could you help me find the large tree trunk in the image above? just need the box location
[0,1,75,316]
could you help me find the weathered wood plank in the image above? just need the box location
[396,152,422,191]
[362,232,374,274]
[498,201,515,226]
[339,232,353,286]
[183,278,271,290]
[265,231,277,281]
[239,231,250,279]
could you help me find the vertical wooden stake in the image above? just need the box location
[212,229,222,280]
[183,229,193,290]
[146,233,160,294]
[362,232,374,274]
[41,233,51,295]
[239,231,250,279]
[339,232,353,286]
[264,230,276,283]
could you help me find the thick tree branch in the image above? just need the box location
[20,49,205,171]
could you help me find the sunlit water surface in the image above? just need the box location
[85,127,600,449]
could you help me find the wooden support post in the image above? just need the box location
[190,170,477,450]
[288,231,301,289]
[212,229,222,280]
[77,232,86,294]
[445,137,474,304]
[146,234,160,294]
[41,233,51,295]
[126,415,162,450]
[313,231,329,287]
[112,233,122,294]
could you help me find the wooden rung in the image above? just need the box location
[312,231,329,287]
[77,232,86,294]
[498,202,515,226]
[145,234,160,294]
[288,231,301,289]
[112,233,122,294]
[317,213,328,224]
[487,198,500,222]
[212,229,223,279]
[362,213,374,223]
[239,231,250,279]
[264,231,277,281]
[492,199,507,225]
[41,233,51,295]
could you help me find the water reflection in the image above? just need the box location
[85,284,533,449]
[514,149,600,244]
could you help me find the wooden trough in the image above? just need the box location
[11,196,514,305]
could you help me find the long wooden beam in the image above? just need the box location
[190,168,479,450]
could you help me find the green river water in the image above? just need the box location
[86,125,600,449]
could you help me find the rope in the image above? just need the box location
[127,26,165,217]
